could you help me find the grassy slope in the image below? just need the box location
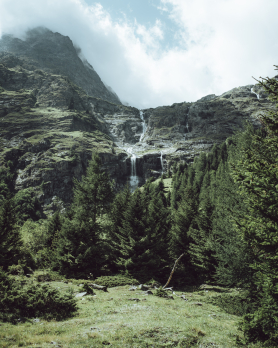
[0,277,263,348]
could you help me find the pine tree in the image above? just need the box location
[54,154,114,278]
[231,69,278,345]
[115,189,169,282]
[169,185,198,284]
[0,195,22,270]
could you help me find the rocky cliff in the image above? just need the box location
[0,27,276,214]
[0,27,121,105]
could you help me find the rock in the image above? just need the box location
[0,28,121,105]
[144,290,153,295]
[75,292,87,298]
[0,27,276,216]
[33,318,40,323]
[128,298,140,301]
[129,286,137,291]
[88,283,108,292]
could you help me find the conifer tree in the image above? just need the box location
[116,189,169,282]
[0,195,22,270]
[54,154,114,277]
[231,70,278,345]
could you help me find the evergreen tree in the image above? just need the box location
[115,189,169,282]
[169,185,198,284]
[54,154,114,278]
[0,195,22,270]
[188,190,216,283]
[231,70,278,345]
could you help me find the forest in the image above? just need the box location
[1,73,278,347]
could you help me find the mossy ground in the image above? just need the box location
[0,275,263,347]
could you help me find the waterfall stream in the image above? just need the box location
[160,151,164,173]
[139,110,147,142]
[251,87,260,100]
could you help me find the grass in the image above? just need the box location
[0,275,264,348]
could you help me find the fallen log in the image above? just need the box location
[88,283,108,292]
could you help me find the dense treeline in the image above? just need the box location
[1,70,278,345]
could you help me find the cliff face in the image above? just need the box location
[136,83,274,165]
[0,51,138,215]
[0,28,121,105]
[0,27,276,214]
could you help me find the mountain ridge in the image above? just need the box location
[0,27,276,214]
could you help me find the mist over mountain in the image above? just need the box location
[0,27,121,105]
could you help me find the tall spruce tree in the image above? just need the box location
[54,154,114,278]
[115,189,169,282]
[231,70,278,345]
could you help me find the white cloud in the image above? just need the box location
[0,0,278,109]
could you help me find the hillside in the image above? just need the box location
[0,27,276,212]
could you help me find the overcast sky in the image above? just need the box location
[0,0,278,109]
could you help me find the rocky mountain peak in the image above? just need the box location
[0,27,121,105]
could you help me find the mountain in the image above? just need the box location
[0,27,275,215]
[0,27,121,105]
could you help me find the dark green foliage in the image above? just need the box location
[230,69,278,345]
[0,195,22,270]
[154,287,169,298]
[93,275,139,288]
[114,189,170,282]
[54,154,114,278]
[81,282,95,294]
[13,188,42,225]
[0,270,77,322]
[204,291,255,316]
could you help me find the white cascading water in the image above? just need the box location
[127,147,139,189]
[186,122,189,133]
[139,110,147,142]
[251,87,260,100]
[160,151,164,173]
[127,111,147,189]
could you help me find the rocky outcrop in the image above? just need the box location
[0,27,121,105]
[0,27,277,214]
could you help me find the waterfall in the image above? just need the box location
[186,122,189,133]
[139,111,147,142]
[160,151,163,173]
[251,87,260,100]
[127,147,139,189]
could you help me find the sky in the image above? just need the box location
[0,0,278,109]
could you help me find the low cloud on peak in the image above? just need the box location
[0,0,278,109]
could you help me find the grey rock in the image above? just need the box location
[75,292,87,297]
[0,28,121,105]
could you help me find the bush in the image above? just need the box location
[93,275,139,288]
[0,270,77,323]
[154,287,169,298]
[204,291,256,316]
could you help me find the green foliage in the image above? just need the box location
[0,270,77,323]
[93,275,139,288]
[81,282,95,294]
[204,291,255,316]
[0,195,22,270]
[230,69,278,345]
[54,154,114,278]
[114,188,170,282]
[154,287,169,298]
[13,188,42,225]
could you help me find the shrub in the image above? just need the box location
[154,287,170,298]
[93,275,139,288]
[204,291,256,316]
[0,270,77,323]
